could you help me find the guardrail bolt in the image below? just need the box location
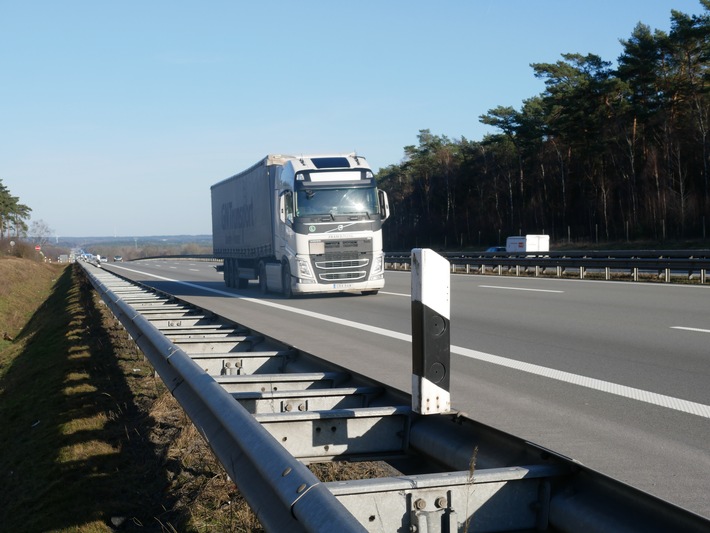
[435,496,447,509]
[414,498,426,510]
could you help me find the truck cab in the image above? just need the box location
[212,153,389,298]
[272,154,389,296]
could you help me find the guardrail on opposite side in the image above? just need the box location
[385,250,710,283]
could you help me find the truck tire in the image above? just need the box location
[282,262,292,299]
[258,262,268,294]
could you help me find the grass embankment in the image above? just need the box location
[0,258,258,532]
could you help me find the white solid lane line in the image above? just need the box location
[453,346,710,418]
[110,265,710,419]
[671,326,710,334]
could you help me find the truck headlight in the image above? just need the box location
[297,258,314,279]
[370,253,384,278]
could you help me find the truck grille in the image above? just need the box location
[311,238,373,284]
[320,271,367,281]
[315,259,369,269]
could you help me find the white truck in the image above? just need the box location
[211,154,390,297]
[505,234,550,254]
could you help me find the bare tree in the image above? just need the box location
[29,219,54,246]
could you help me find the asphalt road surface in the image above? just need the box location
[102,259,710,519]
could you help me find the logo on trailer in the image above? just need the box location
[221,200,254,230]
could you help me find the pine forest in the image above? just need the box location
[376,2,710,250]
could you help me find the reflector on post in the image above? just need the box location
[411,248,451,414]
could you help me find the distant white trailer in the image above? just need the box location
[506,234,549,254]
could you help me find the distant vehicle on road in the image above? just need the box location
[113,256,123,262]
[506,234,549,255]
[486,246,506,253]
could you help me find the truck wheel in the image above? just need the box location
[258,262,268,294]
[282,262,292,299]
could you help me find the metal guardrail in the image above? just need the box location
[77,260,710,532]
[385,250,710,283]
[79,261,364,531]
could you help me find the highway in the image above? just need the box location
[102,259,710,519]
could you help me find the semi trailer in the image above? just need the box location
[211,153,389,297]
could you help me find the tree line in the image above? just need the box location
[376,2,710,250]
[0,179,31,240]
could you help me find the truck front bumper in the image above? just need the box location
[292,278,385,295]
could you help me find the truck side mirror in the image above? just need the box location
[378,189,390,221]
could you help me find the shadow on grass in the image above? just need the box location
[0,265,188,532]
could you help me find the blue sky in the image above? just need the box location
[0,0,704,237]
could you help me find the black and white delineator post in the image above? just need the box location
[411,248,451,414]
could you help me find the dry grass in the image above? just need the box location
[0,259,266,531]
[0,256,62,349]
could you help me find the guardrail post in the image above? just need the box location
[411,249,451,415]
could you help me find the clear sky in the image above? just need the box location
[1,1,705,238]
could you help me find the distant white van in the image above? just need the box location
[506,234,550,254]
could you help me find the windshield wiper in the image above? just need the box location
[347,211,371,219]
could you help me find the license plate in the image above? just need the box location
[332,283,353,289]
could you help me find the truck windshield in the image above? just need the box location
[296,187,378,217]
